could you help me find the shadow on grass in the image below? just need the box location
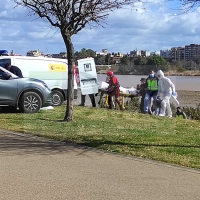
[76,137,200,149]
[0,125,199,160]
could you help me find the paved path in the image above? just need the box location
[0,129,200,200]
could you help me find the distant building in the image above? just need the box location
[10,50,22,56]
[171,47,185,61]
[130,50,141,56]
[184,44,200,61]
[27,50,43,57]
[160,50,171,58]
[113,52,123,57]
[96,49,108,56]
[102,49,108,55]
[141,50,150,57]
[44,54,52,58]
[150,51,160,56]
[111,56,121,64]
[52,52,67,59]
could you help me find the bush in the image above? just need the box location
[177,67,185,72]
[170,103,200,121]
[125,99,200,121]
[182,104,200,120]
[125,97,140,112]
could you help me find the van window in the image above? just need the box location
[0,59,11,68]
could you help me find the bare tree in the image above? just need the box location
[13,0,138,121]
[180,0,200,11]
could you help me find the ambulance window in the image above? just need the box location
[84,63,92,72]
[0,59,11,68]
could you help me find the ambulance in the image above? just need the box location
[0,56,99,106]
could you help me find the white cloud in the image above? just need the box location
[1,0,200,55]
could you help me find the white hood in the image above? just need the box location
[157,70,164,78]
[157,69,176,96]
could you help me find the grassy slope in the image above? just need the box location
[0,106,199,169]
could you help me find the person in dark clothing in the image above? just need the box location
[79,94,96,107]
[175,107,187,119]
[137,78,146,113]
[5,63,23,78]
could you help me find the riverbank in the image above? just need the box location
[97,69,200,76]
[165,70,200,76]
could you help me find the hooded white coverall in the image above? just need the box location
[157,70,176,117]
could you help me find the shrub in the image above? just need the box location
[177,67,185,72]
[169,103,200,121]
[125,97,140,112]
[182,104,200,120]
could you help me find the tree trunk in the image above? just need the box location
[62,32,75,121]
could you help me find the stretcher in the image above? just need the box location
[98,81,138,109]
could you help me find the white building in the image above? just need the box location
[96,49,108,56]
[27,50,44,57]
[141,50,150,57]
[130,50,141,56]
[150,51,160,56]
[160,50,171,58]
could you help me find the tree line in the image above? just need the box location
[75,48,200,74]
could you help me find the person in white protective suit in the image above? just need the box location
[157,70,176,117]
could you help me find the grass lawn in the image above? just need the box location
[0,105,200,169]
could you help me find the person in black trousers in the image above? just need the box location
[79,94,96,107]
[5,63,23,78]
[137,78,146,113]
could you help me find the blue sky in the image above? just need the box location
[1,0,200,55]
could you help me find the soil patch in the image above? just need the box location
[176,90,200,107]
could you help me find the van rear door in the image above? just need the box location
[77,58,98,95]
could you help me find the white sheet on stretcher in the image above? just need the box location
[98,81,138,95]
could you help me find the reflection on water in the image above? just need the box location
[97,74,200,91]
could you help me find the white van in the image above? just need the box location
[0,56,99,106]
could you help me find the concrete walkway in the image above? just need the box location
[0,129,199,200]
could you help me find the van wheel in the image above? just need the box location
[19,92,42,113]
[51,90,64,106]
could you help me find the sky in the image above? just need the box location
[1,0,200,56]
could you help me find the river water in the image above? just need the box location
[97,74,200,91]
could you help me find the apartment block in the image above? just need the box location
[184,44,200,61]
[171,47,185,61]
